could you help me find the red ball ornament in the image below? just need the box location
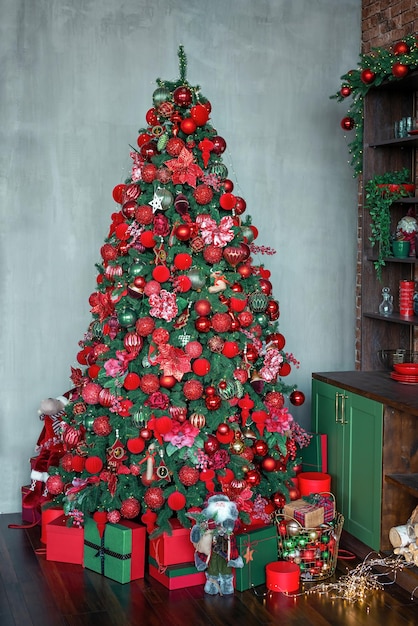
[84,456,104,474]
[290,390,305,406]
[237,264,252,278]
[223,179,234,192]
[288,486,300,501]
[140,141,159,161]
[127,437,145,454]
[137,132,152,147]
[222,341,240,358]
[185,341,203,358]
[253,440,268,456]
[166,137,185,156]
[180,117,197,135]
[262,456,277,472]
[204,435,220,454]
[133,276,146,289]
[217,423,230,436]
[88,364,100,379]
[60,453,73,472]
[140,230,157,248]
[267,300,280,317]
[167,491,186,511]
[173,86,193,107]
[273,492,287,509]
[136,316,155,336]
[152,265,171,283]
[340,116,355,131]
[203,244,223,264]
[120,497,141,519]
[245,469,261,486]
[259,279,273,295]
[144,487,165,510]
[219,192,236,210]
[93,415,112,436]
[175,224,192,241]
[190,104,209,126]
[139,373,160,394]
[183,379,204,401]
[121,200,137,220]
[135,205,154,225]
[212,312,232,333]
[159,375,177,389]
[392,62,409,78]
[245,344,259,362]
[234,197,247,215]
[279,362,291,377]
[194,184,213,205]
[340,85,352,98]
[123,372,141,390]
[212,136,226,155]
[205,395,222,410]
[393,41,410,55]
[192,358,211,376]
[194,299,212,316]
[141,163,158,183]
[82,382,102,405]
[179,466,200,486]
[195,316,212,333]
[112,184,126,204]
[174,252,192,270]
[146,108,159,125]
[46,475,64,495]
[360,68,376,84]
[140,428,152,440]
[237,310,253,327]
[205,386,216,396]
[266,332,286,350]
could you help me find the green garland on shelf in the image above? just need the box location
[331,34,418,177]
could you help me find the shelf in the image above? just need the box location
[367,135,418,149]
[385,474,418,498]
[366,255,418,264]
[363,311,418,325]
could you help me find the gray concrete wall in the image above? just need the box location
[0,0,361,512]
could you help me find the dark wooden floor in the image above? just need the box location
[1,513,417,626]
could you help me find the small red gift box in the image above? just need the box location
[149,518,195,566]
[46,515,84,565]
[21,486,42,525]
[148,559,206,590]
[41,505,64,544]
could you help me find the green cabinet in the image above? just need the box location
[312,378,383,550]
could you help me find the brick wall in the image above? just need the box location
[355,3,418,367]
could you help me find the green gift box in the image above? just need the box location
[235,524,278,591]
[84,517,145,584]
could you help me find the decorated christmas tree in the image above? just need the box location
[30,47,310,536]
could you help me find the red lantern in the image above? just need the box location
[360,68,375,84]
[392,62,409,78]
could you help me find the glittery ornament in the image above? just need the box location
[120,497,141,519]
[208,336,225,353]
[203,245,223,264]
[179,466,200,486]
[139,373,160,394]
[167,137,185,156]
[193,184,213,205]
[82,382,102,405]
[190,412,206,428]
[183,379,204,400]
[107,510,121,524]
[144,487,165,510]
[46,475,64,495]
[136,316,155,336]
[93,415,112,436]
[135,205,154,225]
[211,312,232,333]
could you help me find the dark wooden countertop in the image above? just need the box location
[312,370,418,416]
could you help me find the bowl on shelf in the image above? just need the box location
[393,363,418,375]
[377,349,418,369]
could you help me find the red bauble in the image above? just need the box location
[204,435,220,454]
[140,141,159,161]
[279,362,291,376]
[152,265,171,283]
[237,310,253,327]
[290,390,305,406]
[136,316,155,336]
[203,244,224,264]
[253,440,268,456]
[259,279,273,295]
[234,197,247,215]
[139,373,160,394]
[245,344,259,362]
[159,375,177,389]
[231,282,243,293]
[393,41,410,55]
[180,117,197,135]
[46,475,64,495]
[166,137,185,156]
[273,492,287,509]
[146,108,158,125]
[112,184,126,204]
[212,136,226,154]
[174,252,192,270]
[192,358,211,376]
[262,457,277,472]
[340,116,355,131]
[211,312,232,333]
[120,497,141,519]
[121,200,137,220]
[194,184,213,205]
[288,486,300,501]
[190,412,206,429]
[60,453,73,472]
[137,132,152,147]
[173,86,193,107]
[264,391,285,409]
[340,85,352,98]
[190,104,209,125]
[360,68,376,84]
[223,243,250,267]
[217,423,230,436]
[93,415,112,436]
[237,264,252,278]
[144,487,165,510]
[84,456,104,474]
[123,372,141,390]
[82,382,102,405]
[185,341,203,358]
[267,332,286,350]
[179,466,200,486]
[194,299,212,316]
[140,428,152,440]
[195,316,212,333]
[140,230,157,248]
[124,331,143,353]
[175,224,192,241]
[88,364,100,379]
[135,205,154,225]
[245,469,261,486]
[127,437,145,454]
[167,491,186,511]
[141,163,158,183]
[205,395,222,410]
[392,62,409,78]
[223,179,234,192]
[219,192,236,210]
[222,341,240,358]
[183,379,204,400]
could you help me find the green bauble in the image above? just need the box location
[83,414,95,431]
[248,291,269,312]
[90,320,103,339]
[157,188,174,210]
[129,261,147,278]
[118,308,136,327]
[188,268,206,290]
[255,313,269,328]
[218,379,236,400]
[152,86,171,106]
[210,162,228,180]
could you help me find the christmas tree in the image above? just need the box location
[34,47,310,535]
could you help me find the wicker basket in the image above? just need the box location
[276,509,344,582]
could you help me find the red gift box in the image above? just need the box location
[46,515,84,564]
[41,505,64,544]
[148,560,206,590]
[149,518,195,566]
[21,486,42,525]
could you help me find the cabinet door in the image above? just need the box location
[343,393,383,551]
[311,379,345,508]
